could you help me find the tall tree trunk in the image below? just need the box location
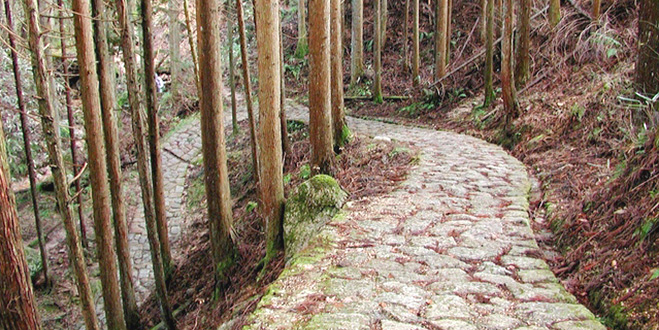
[254,0,285,261]
[71,0,127,328]
[91,0,139,327]
[5,0,49,286]
[445,0,452,65]
[515,0,530,87]
[310,0,335,171]
[501,0,518,120]
[350,0,363,84]
[57,0,87,249]
[237,0,260,183]
[636,0,659,95]
[480,0,486,42]
[197,0,236,287]
[373,0,383,103]
[296,0,308,57]
[169,0,181,101]
[380,0,387,48]
[227,0,239,135]
[331,0,347,149]
[23,0,100,328]
[549,0,560,27]
[0,120,41,330]
[435,0,448,79]
[592,0,601,22]
[113,0,175,327]
[184,0,200,94]
[412,0,420,86]
[280,8,291,157]
[483,0,495,107]
[142,0,173,272]
[403,0,410,72]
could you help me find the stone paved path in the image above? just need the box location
[243,101,606,330]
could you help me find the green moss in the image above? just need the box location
[295,38,308,59]
[336,125,352,148]
[23,246,42,279]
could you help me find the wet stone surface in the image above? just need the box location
[242,101,606,330]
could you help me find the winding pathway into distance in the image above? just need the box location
[122,96,604,329]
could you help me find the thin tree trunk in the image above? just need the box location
[515,0,530,87]
[373,0,383,103]
[592,0,601,22]
[445,0,452,65]
[5,0,49,286]
[280,8,291,157]
[403,0,410,72]
[480,0,486,42]
[483,0,495,107]
[169,0,181,101]
[310,0,335,171]
[549,0,560,27]
[71,0,127,328]
[350,0,363,84]
[380,0,387,48]
[636,0,659,95]
[254,0,285,261]
[296,0,308,57]
[197,0,236,287]
[91,0,139,327]
[183,0,200,94]
[0,120,41,330]
[227,0,239,135]
[236,0,260,183]
[412,0,419,86]
[501,0,518,120]
[57,0,88,250]
[23,0,100,328]
[113,0,174,327]
[141,0,173,272]
[330,0,347,149]
[435,0,448,79]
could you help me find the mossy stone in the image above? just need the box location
[283,175,347,260]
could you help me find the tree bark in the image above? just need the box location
[141,0,173,272]
[23,0,100,328]
[350,0,364,84]
[331,0,347,149]
[280,8,291,156]
[91,0,139,327]
[169,0,181,101]
[515,0,530,87]
[113,0,175,327]
[197,0,236,287]
[71,0,127,328]
[296,0,308,57]
[227,0,239,135]
[636,0,659,95]
[445,0,452,65]
[237,0,260,184]
[592,0,601,22]
[435,0,448,79]
[373,0,383,103]
[549,0,560,27]
[4,0,49,286]
[403,0,410,72]
[57,0,88,250]
[0,120,42,330]
[412,0,420,86]
[380,0,387,48]
[184,0,201,94]
[501,0,518,120]
[310,0,335,171]
[254,0,285,260]
[483,0,495,107]
[480,0,486,42]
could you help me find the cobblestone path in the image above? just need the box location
[244,101,606,330]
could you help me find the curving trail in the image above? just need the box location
[244,101,606,330]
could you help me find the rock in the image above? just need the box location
[374,135,392,143]
[284,175,348,259]
[23,245,42,279]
